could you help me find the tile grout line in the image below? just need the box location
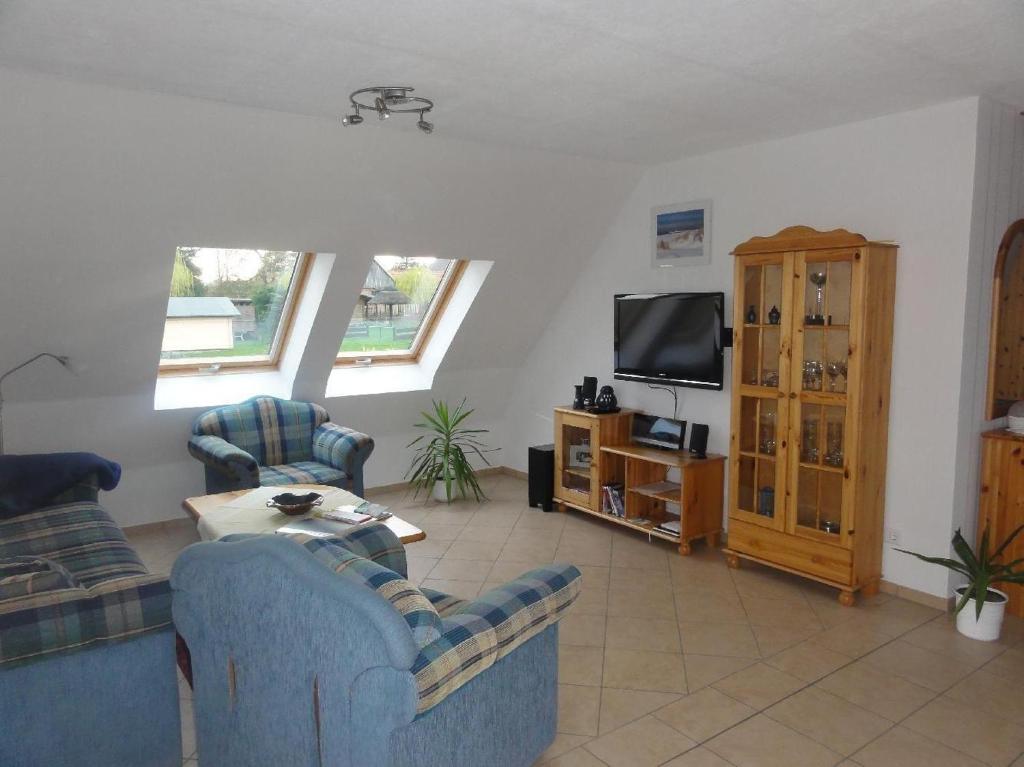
[692,610,994,766]
[629,575,941,764]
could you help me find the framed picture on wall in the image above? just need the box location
[652,200,712,268]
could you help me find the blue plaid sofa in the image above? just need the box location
[172,523,581,767]
[187,395,375,496]
[0,475,181,767]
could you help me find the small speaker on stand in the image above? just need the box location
[689,424,709,459]
[581,376,598,408]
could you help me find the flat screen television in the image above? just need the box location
[614,292,725,390]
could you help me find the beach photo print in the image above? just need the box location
[652,200,711,268]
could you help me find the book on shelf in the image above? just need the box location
[602,483,625,517]
[655,519,681,537]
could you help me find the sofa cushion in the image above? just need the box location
[0,502,147,588]
[259,461,348,488]
[0,500,172,666]
[288,534,442,648]
[192,396,329,466]
[0,572,172,666]
[0,556,79,600]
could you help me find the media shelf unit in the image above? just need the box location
[553,407,724,555]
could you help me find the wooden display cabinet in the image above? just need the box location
[978,429,1024,618]
[553,407,724,555]
[724,226,897,605]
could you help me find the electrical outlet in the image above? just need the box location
[884,527,901,546]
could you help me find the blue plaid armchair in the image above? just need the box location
[188,396,374,496]
[172,524,581,767]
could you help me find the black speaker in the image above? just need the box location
[581,376,598,406]
[689,424,709,459]
[528,444,555,511]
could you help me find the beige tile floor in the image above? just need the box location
[126,475,1024,767]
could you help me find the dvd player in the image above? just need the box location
[631,414,687,451]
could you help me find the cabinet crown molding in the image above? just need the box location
[732,226,894,255]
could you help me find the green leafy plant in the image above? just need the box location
[897,525,1024,618]
[406,399,495,502]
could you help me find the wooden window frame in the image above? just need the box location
[335,259,468,368]
[158,252,314,377]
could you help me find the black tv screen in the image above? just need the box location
[614,292,724,390]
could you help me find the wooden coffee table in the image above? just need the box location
[182,484,426,544]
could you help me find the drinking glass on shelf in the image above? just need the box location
[762,369,779,388]
[759,423,776,456]
[826,360,847,392]
[802,360,823,391]
[801,419,819,463]
[825,421,844,467]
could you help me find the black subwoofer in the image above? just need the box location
[528,443,555,511]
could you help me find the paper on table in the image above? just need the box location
[318,488,365,509]
[220,486,293,510]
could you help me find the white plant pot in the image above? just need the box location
[954,586,1007,641]
[432,479,451,503]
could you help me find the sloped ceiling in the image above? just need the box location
[0,69,642,404]
[0,0,1021,163]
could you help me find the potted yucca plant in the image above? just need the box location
[898,525,1024,641]
[406,399,495,503]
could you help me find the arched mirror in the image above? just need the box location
[987,219,1024,419]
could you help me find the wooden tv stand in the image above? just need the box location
[552,407,724,555]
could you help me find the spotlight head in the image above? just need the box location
[417,118,434,134]
[375,97,391,119]
[341,112,363,126]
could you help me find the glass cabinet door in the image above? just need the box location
[787,251,857,547]
[731,256,792,530]
[556,415,597,510]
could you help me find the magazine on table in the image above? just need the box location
[277,501,391,537]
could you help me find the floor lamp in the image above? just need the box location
[0,353,77,455]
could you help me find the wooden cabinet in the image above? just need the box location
[724,226,897,604]
[978,429,1024,617]
[553,407,724,555]
[553,407,633,513]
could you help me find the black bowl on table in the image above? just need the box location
[266,492,324,516]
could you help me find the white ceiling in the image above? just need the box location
[0,0,1021,164]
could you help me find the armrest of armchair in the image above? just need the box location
[292,521,408,579]
[187,435,259,487]
[411,563,582,714]
[0,572,172,667]
[312,422,374,493]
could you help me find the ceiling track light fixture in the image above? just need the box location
[342,86,434,133]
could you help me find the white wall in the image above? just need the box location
[0,68,642,525]
[950,98,1024,568]
[506,99,982,598]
